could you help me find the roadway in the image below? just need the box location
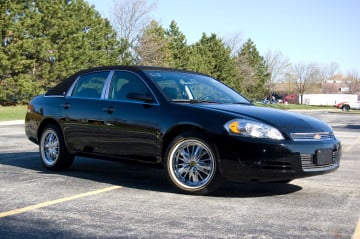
[0,110,359,238]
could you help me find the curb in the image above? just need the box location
[0,120,25,126]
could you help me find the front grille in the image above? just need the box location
[300,154,314,170]
[301,151,339,172]
[290,132,334,142]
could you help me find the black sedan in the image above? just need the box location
[25,66,341,195]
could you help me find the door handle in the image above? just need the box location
[103,107,115,113]
[61,103,71,109]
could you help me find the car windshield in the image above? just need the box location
[144,70,250,104]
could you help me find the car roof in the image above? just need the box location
[66,65,200,76]
[45,66,208,96]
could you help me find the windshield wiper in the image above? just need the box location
[171,99,218,104]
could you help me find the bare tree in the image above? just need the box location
[320,62,339,81]
[292,62,320,104]
[224,32,243,56]
[264,50,291,97]
[347,69,360,94]
[111,0,156,50]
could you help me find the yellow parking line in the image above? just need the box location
[0,185,122,218]
[353,218,360,239]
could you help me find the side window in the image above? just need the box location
[71,71,109,99]
[109,71,152,102]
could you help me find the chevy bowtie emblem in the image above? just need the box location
[314,134,321,140]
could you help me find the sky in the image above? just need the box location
[86,0,360,74]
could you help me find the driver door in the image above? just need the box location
[98,71,160,161]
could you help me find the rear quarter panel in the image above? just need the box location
[25,95,63,143]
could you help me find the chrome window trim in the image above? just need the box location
[105,70,160,106]
[44,95,65,98]
[66,76,80,97]
[101,70,115,99]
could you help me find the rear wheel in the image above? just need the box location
[165,132,223,195]
[342,105,350,111]
[39,124,74,170]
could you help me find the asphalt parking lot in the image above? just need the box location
[0,110,359,238]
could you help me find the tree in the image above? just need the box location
[165,20,189,69]
[347,70,360,94]
[186,33,237,87]
[0,0,124,105]
[235,39,269,101]
[264,50,291,98]
[292,62,320,104]
[135,20,170,66]
[319,62,339,93]
[224,32,243,57]
[0,0,43,104]
[319,62,339,82]
[111,0,156,60]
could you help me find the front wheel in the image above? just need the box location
[39,124,74,170]
[165,132,223,195]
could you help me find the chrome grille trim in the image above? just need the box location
[301,151,339,172]
[290,132,334,142]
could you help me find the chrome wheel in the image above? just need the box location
[40,128,60,167]
[168,139,216,190]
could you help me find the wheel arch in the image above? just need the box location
[162,125,224,194]
[161,124,214,164]
[342,104,350,111]
[37,118,63,143]
[37,118,75,157]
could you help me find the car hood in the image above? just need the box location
[196,104,332,133]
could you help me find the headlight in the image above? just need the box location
[224,119,284,140]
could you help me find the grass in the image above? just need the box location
[256,103,335,110]
[0,105,27,121]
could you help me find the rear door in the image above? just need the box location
[98,71,160,162]
[60,71,110,153]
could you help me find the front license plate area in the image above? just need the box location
[315,149,333,165]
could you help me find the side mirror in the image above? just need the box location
[126,92,154,103]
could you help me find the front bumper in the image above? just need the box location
[216,135,341,182]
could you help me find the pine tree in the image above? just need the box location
[235,39,269,100]
[0,0,127,105]
[165,20,189,69]
[186,33,237,86]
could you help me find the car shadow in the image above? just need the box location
[210,182,302,197]
[0,151,302,197]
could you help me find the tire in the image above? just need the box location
[39,124,74,170]
[164,132,223,195]
[342,105,350,111]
